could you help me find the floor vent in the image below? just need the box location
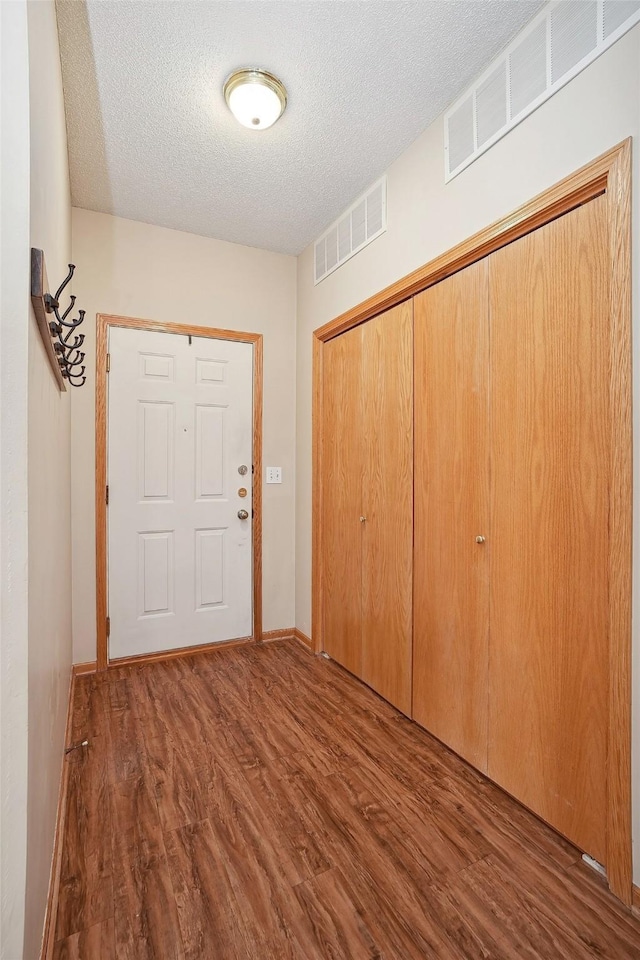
[445,0,640,181]
[314,177,387,284]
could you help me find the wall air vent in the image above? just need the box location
[314,177,387,284]
[444,0,640,181]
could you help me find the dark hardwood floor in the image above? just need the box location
[54,640,640,959]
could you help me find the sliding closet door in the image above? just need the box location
[413,262,490,768]
[361,302,413,715]
[322,326,363,676]
[488,195,610,862]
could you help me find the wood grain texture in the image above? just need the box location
[314,141,631,345]
[311,334,324,654]
[96,314,263,344]
[52,919,115,960]
[72,661,97,677]
[413,260,490,768]
[252,335,264,644]
[294,628,314,652]
[488,195,610,865]
[96,315,109,670]
[108,637,252,669]
[361,302,413,715]
[40,668,75,960]
[95,315,263,671]
[604,139,633,904]
[310,138,632,905]
[53,640,640,958]
[261,627,296,641]
[55,738,114,941]
[321,324,364,677]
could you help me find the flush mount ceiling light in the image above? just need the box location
[223,69,287,130]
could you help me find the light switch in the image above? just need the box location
[266,467,282,484]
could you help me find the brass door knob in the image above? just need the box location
[237,509,249,520]
[475,535,486,544]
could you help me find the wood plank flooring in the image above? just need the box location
[54,640,640,959]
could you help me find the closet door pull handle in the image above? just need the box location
[360,516,367,523]
[475,535,486,544]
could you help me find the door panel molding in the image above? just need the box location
[96,314,263,671]
[312,139,631,903]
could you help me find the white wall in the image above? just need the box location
[24,2,73,956]
[1,1,73,957]
[295,26,640,881]
[70,210,297,664]
[1,4,31,957]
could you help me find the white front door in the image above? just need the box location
[107,327,253,659]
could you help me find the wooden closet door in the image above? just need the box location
[413,262,490,768]
[322,325,364,676]
[488,195,610,863]
[361,302,413,715]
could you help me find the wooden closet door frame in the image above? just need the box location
[312,139,632,904]
[96,313,264,672]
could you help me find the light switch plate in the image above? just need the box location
[266,466,282,484]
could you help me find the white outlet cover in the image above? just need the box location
[266,467,282,484]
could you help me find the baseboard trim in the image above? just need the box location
[76,630,314,675]
[108,635,253,669]
[633,883,640,911]
[293,628,314,653]
[39,665,75,960]
[72,660,97,676]
[261,628,295,642]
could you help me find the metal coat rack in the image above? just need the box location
[31,248,87,389]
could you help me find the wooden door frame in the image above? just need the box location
[96,314,263,671]
[312,139,632,904]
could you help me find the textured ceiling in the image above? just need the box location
[56,0,544,255]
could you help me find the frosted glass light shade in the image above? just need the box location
[223,69,287,130]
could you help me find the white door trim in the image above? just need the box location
[95,314,263,670]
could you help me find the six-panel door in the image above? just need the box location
[108,328,253,659]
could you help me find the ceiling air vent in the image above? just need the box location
[444,0,640,181]
[314,177,387,284]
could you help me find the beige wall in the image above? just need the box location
[1,1,73,958]
[1,4,31,957]
[70,210,297,664]
[25,1,73,957]
[295,26,640,880]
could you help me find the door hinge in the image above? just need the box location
[106,352,111,373]
[106,616,111,638]
[106,484,109,505]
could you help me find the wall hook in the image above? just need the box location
[31,248,87,390]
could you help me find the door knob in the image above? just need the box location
[360,516,367,523]
[475,535,486,544]
[237,509,249,520]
